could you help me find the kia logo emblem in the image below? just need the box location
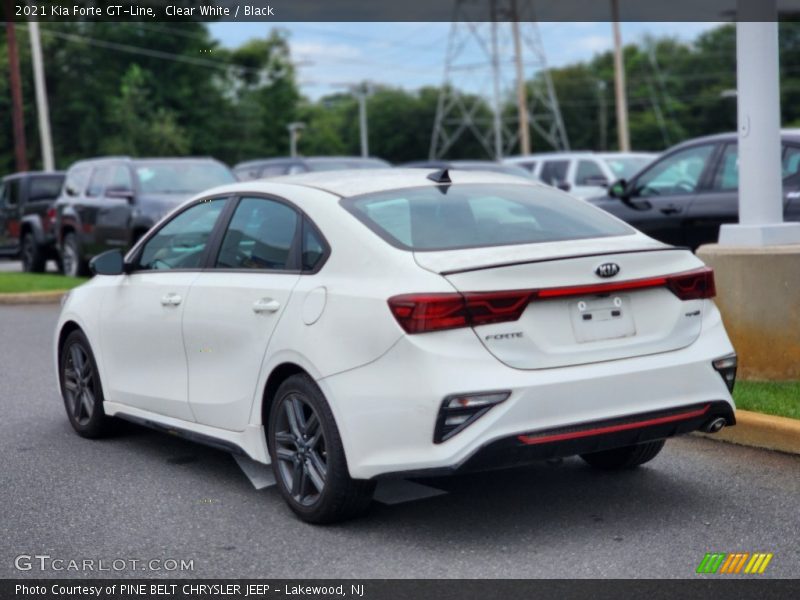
[595,263,620,278]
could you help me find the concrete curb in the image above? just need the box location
[0,291,65,305]
[695,409,800,455]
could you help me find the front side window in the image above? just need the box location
[106,165,133,192]
[215,197,298,270]
[138,199,226,270]
[783,145,800,179]
[575,160,607,186]
[712,144,739,191]
[633,144,714,197]
[539,160,569,186]
[343,183,633,251]
[86,166,111,197]
[5,180,21,206]
[64,166,91,197]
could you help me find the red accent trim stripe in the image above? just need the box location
[517,404,711,445]
[536,275,669,298]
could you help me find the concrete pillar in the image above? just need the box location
[718,1,800,246]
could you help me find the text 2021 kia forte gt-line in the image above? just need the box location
[55,169,737,523]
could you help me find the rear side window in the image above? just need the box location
[343,184,633,251]
[215,197,298,270]
[575,160,607,185]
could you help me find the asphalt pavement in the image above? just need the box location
[1,304,798,579]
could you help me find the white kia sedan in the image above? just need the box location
[54,169,737,523]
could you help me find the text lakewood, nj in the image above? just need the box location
[18,4,276,18]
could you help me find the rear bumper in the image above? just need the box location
[319,300,736,479]
[376,400,734,479]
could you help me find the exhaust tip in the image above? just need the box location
[701,417,727,434]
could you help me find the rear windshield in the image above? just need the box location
[29,175,65,201]
[342,183,633,251]
[134,161,235,194]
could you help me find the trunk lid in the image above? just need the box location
[415,239,707,370]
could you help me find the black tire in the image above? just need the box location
[580,440,666,470]
[267,374,375,524]
[61,232,89,277]
[59,330,114,438]
[21,232,46,272]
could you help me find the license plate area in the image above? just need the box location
[569,295,636,343]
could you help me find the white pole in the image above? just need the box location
[718,0,800,246]
[357,87,369,158]
[28,20,55,171]
[490,20,503,160]
[611,1,630,152]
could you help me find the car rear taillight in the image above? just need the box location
[389,268,715,334]
[44,207,57,232]
[665,267,716,300]
[388,291,533,334]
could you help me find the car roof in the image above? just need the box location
[665,129,800,149]
[505,151,656,161]
[2,170,65,180]
[235,156,388,169]
[68,156,223,169]
[201,168,544,199]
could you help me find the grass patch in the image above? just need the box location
[0,272,88,294]
[734,381,800,420]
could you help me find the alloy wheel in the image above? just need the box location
[274,393,328,506]
[62,342,95,426]
[62,243,77,277]
[21,236,34,271]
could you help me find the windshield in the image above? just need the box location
[134,162,235,194]
[604,156,653,180]
[342,183,633,251]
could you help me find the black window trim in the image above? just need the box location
[125,192,331,275]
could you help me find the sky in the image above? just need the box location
[209,22,720,99]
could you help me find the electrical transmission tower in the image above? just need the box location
[430,0,569,160]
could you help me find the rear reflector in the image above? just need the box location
[388,267,715,334]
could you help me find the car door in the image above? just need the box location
[98,197,228,421]
[94,163,135,251]
[683,142,739,248]
[782,144,800,223]
[620,142,718,246]
[182,195,303,431]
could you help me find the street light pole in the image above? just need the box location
[28,20,55,171]
[287,122,305,158]
[356,86,369,158]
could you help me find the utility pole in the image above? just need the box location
[356,84,369,158]
[28,20,55,171]
[611,0,630,152]
[511,10,530,155]
[287,122,305,158]
[597,80,608,151]
[4,1,29,172]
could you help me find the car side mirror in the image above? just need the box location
[89,249,126,276]
[608,179,628,198]
[106,187,135,203]
[556,180,572,192]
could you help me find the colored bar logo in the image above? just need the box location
[696,552,773,574]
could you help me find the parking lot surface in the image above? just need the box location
[1,304,798,578]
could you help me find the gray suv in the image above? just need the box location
[55,157,235,276]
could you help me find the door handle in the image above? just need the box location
[160,293,182,307]
[253,298,281,314]
[660,206,681,215]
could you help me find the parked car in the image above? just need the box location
[504,152,657,199]
[233,156,390,180]
[404,160,534,179]
[587,131,800,249]
[55,157,235,276]
[0,171,65,272]
[56,168,736,524]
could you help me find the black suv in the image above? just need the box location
[588,131,800,249]
[0,171,65,271]
[55,157,235,276]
